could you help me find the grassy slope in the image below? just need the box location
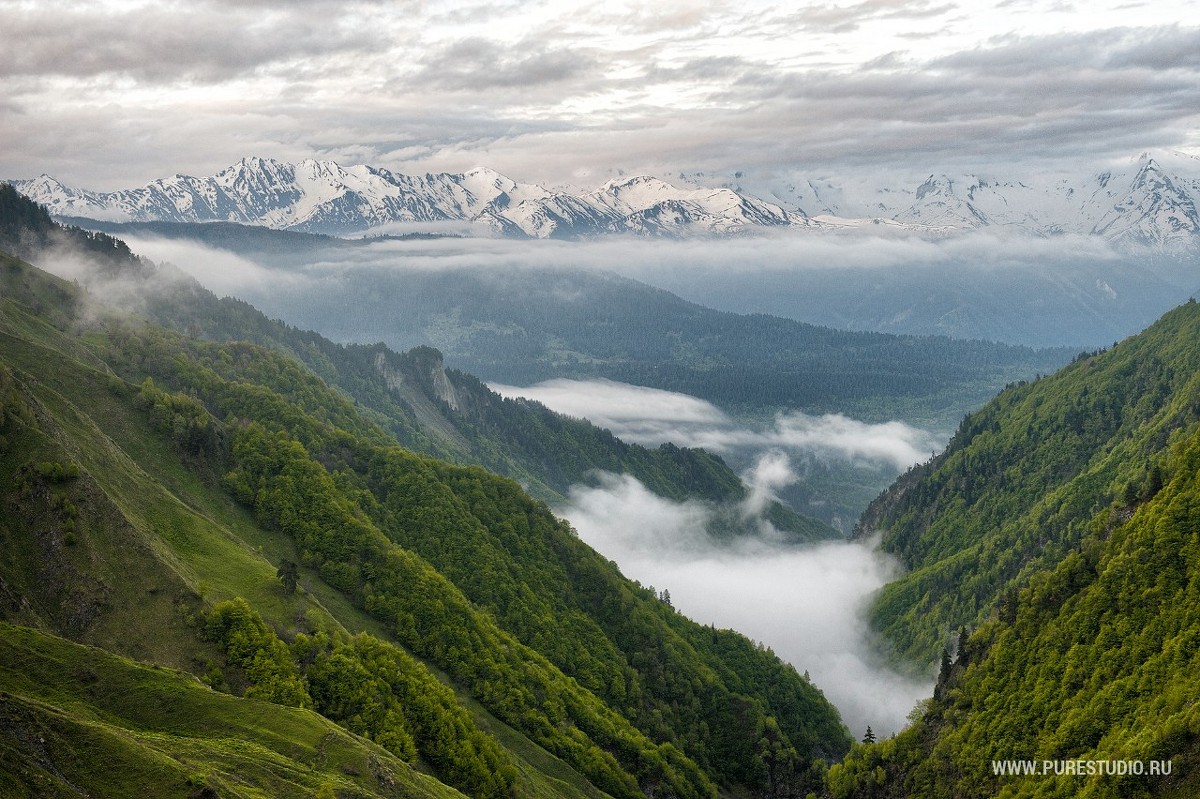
[0,622,464,799]
[0,288,611,799]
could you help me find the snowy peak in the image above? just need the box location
[7,153,1200,248]
[894,175,993,228]
[1091,158,1200,247]
[587,175,797,233]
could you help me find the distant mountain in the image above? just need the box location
[0,185,852,798]
[756,151,1200,252]
[10,152,1200,248]
[8,157,805,239]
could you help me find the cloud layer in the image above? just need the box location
[3,1,1196,190]
[120,224,1185,350]
[559,471,932,738]
[492,378,940,471]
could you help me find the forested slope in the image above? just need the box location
[0,220,850,796]
[857,301,1200,666]
[2,183,833,541]
[827,301,1200,796]
[831,389,1200,798]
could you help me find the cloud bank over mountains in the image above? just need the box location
[2,2,1197,193]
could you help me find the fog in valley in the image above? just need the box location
[562,473,930,739]
[112,227,1187,738]
[121,227,1198,351]
[494,377,937,738]
[490,378,939,470]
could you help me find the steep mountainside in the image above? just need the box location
[829,305,1200,797]
[857,301,1200,668]
[0,209,851,796]
[0,184,834,542]
[10,151,1200,248]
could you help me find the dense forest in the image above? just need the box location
[837,301,1200,797]
[857,304,1200,667]
[0,187,850,797]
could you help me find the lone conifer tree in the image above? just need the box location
[277,559,299,594]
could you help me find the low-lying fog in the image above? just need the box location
[495,378,935,738]
[119,227,1198,351]
[48,224,1197,739]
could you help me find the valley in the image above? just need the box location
[5,3,1199,796]
[3,163,1200,798]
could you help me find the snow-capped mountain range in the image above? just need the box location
[9,153,1200,250]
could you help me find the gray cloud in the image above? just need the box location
[716,27,1200,173]
[3,2,1195,189]
[414,37,600,92]
[0,4,384,83]
[766,0,959,34]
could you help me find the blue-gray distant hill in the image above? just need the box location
[72,219,1072,430]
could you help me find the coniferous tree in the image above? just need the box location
[276,559,299,594]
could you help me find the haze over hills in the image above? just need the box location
[7,155,1200,798]
[9,151,1200,249]
[0,186,852,798]
[0,184,833,541]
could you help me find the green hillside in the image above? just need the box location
[857,301,1200,667]
[4,184,833,541]
[830,390,1200,798]
[0,197,851,797]
[0,622,465,799]
[824,301,1200,796]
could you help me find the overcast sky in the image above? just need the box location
[2,1,1197,189]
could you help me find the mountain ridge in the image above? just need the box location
[831,299,1200,797]
[0,192,852,797]
[10,152,1200,249]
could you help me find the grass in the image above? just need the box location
[0,287,618,799]
[0,622,464,799]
